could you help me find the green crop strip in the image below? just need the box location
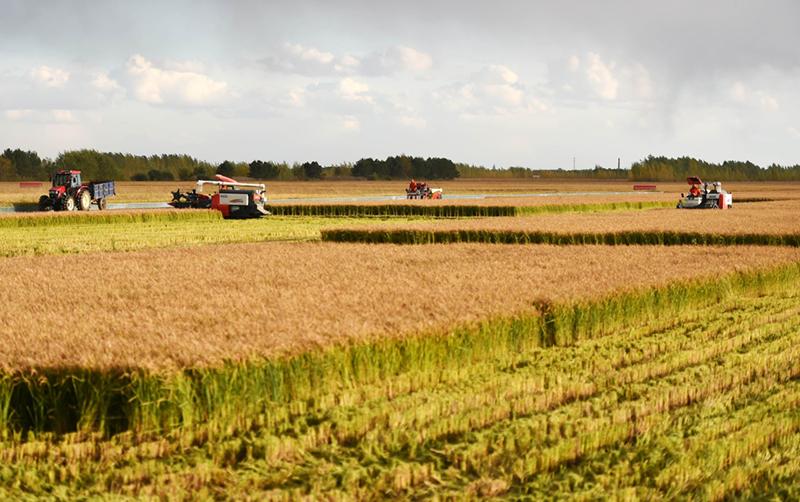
[0,209,222,228]
[267,200,673,218]
[322,228,800,247]
[0,216,425,257]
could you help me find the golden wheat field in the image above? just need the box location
[1,241,798,371]
[343,199,800,236]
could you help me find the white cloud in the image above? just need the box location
[125,54,228,106]
[788,126,800,138]
[31,65,70,88]
[568,55,581,72]
[286,87,306,107]
[730,81,747,102]
[339,77,373,104]
[91,72,122,93]
[4,108,75,123]
[549,53,652,103]
[438,64,541,116]
[727,82,780,111]
[759,93,779,111]
[342,115,360,131]
[263,43,432,77]
[394,46,433,72]
[50,109,75,122]
[4,109,33,120]
[286,43,335,65]
[585,52,618,100]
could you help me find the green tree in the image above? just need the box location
[216,160,236,177]
[302,161,323,179]
[0,156,14,181]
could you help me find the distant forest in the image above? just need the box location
[2,148,800,182]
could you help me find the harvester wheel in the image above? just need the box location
[38,195,52,211]
[78,190,92,211]
[62,195,76,212]
[98,197,107,210]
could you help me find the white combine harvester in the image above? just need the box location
[677,176,733,209]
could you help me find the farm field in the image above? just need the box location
[2,179,799,207]
[2,180,800,498]
[324,199,800,245]
[1,258,800,498]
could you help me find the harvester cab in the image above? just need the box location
[169,174,270,219]
[677,176,733,209]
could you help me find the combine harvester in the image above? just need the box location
[677,176,733,209]
[405,180,443,199]
[169,174,269,219]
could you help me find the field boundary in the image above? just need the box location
[321,228,800,247]
[1,260,798,438]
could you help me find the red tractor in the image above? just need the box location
[38,170,116,211]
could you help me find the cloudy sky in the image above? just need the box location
[1,0,799,168]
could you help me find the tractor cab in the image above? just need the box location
[52,170,82,189]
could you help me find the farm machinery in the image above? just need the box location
[677,176,733,209]
[406,180,443,199]
[38,170,116,211]
[169,174,270,219]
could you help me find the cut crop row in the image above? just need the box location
[322,227,800,246]
[266,200,672,218]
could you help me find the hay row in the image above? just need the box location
[266,200,673,218]
[321,228,800,247]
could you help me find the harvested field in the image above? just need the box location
[1,242,799,371]
[324,200,800,245]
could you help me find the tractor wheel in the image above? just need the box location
[78,190,92,211]
[62,195,76,212]
[98,197,107,210]
[38,195,52,211]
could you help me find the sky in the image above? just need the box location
[1,0,799,169]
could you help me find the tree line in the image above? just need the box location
[2,148,800,182]
[630,155,800,181]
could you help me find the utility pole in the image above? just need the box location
[618,157,620,169]
[573,156,576,170]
